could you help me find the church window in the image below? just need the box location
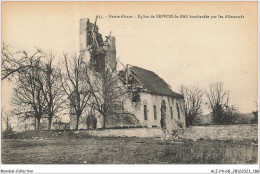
[153,106,157,120]
[144,105,148,120]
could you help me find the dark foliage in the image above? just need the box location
[212,104,236,125]
[252,110,258,124]
[206,82,236,125]
[2,127,15,139]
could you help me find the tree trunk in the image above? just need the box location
[37,118,40,130]
[185,115,189,127]
[34,117,37,130]
[102,115,106,128]
[48,118,52,131]
[75,115,80,130]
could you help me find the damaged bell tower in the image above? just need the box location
[72,17,186,130]
[79,18,117,72]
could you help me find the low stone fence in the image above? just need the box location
[77,124,258,141]
[180,124,258,141]
[79,127,165,138]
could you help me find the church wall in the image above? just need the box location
[130,93,186,130]
[70,91,186,130]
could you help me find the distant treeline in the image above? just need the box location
[192,112,258,126]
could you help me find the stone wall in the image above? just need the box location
[180,124,258,140]
[79,127,165,138]
[75,124,258,141]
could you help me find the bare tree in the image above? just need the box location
[206,82,229,109]
[84,62,128,128]
[180,85,203,127]
[60,53,91,130]
[1,107,11,131]
[40,55,65,130]
[1,43,42,81]
[11,49,45,130]
[205,82,235,124]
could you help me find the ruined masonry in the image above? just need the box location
[70,18,186,131]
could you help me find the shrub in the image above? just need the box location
[192,115,202,126]
[252,110,258,124]
[2,127,15,139]
[212,104,236,125]
[175,119,184,128]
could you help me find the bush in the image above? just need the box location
[192,115,202,126]
[231,112,254,124]
[252,110,258,124]
[2,127,15,139]
[175,119,184,128]
[171,121,185,141]
[212,104,236,125]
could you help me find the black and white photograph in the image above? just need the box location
[1,1,259,173]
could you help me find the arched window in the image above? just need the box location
[176,103,180,119]
[170,107,173,119]
[153,106,157,120]
[144,105,148,120]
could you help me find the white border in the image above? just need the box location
[0,0,259,174]
[0,164,259,174]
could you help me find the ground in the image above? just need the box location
[1,125,258,164]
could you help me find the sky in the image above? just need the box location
[1,1,258,114]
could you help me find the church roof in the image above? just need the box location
[129,66,183,98]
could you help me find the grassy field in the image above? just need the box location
[1,127,258,164]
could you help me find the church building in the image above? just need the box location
[69,18,186,131]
